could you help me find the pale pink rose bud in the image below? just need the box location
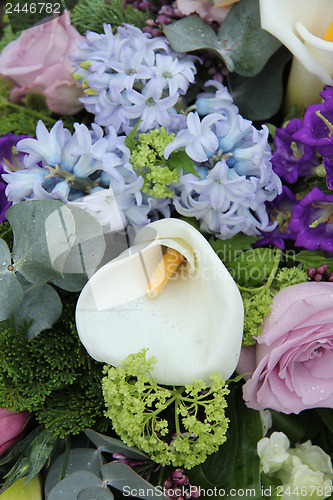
[0,408,30,456]
[0,11,84,115]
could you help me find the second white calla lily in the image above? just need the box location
[75,219,244,386]
[259,0,333,110]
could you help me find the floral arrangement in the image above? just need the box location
[0,0,332,499]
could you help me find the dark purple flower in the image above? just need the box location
[293,99,333,157]
[272,118,319,183]
[0,132,28,222]
[255,186,297,249]
[289,187,333,252]
[320,85,333,101]
[323,157,333,189]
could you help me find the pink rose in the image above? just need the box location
[0,408,30,455]
[0,12,84,115]
[243,282,333,414]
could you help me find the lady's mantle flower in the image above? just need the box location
[167,86,282,238]
[70,23,197,133]
[289,187,333,252]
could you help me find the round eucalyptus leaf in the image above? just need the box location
[0,238,11,270]
[85,430,148,460]
[101,463,168,499]
[48,471,102,500]
[14,280,62,338]
[45,449,101,498]
[0,271,23,321]
[78,487,114,500]
[7,200,71,283]
[218,0,281,77]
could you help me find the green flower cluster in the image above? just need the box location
[130,127,180,198]
[242,266,310,346]
[102,349,230,469]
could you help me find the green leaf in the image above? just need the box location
[0,238,24,320]
[14,277,63,338]
[24,429,58,485]
[270,411,307,444]
[317,409,333,435]
[101,463,168,499]
[294,250,333,271]
[168,150,200,177]
[228,248,276,286]
[223,388,262,498]
[163,16,232,67]
[48,471,103,500]
[125,121,141,152]
[7,200,65,283]
[25,94,50,115]
[210,233,259,265]
[218,0,281,77]
[85,429,148,460]
[78,488,114,500]
[45,449,102,498]
[229,47,292,121]
[0,426,42,467]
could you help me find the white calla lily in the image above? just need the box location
[259,0,333,110]
[75,218,244,386]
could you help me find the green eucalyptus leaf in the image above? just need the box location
[101,463,168,499]
[14,277,62,338]
[78,487,114,499]
[85,429,148,460]
[218,0,281,76]
[48,471,102,500]
[45,448,101,498]
[24,429,58,485]
[0,238,23,320]
[7,200,67,283]
[0,271,23,321]
[163,16,232,67]
[229,47,292,120]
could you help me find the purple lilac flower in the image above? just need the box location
[255,186,297,249]
[0,133,28,221]
[289,187,333,252]
[271,118,319,183]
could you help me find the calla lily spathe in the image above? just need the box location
[75,219,244,386]
[259,0,333,110]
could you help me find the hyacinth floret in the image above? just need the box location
[70,23,198,133]
[167,86,282,238]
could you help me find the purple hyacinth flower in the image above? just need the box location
[323,157,333,189]
[0,132,28,222]
[271,118,319,183]
[255,186,297,249]
[293,99,333,157]
[289,187,333,252]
